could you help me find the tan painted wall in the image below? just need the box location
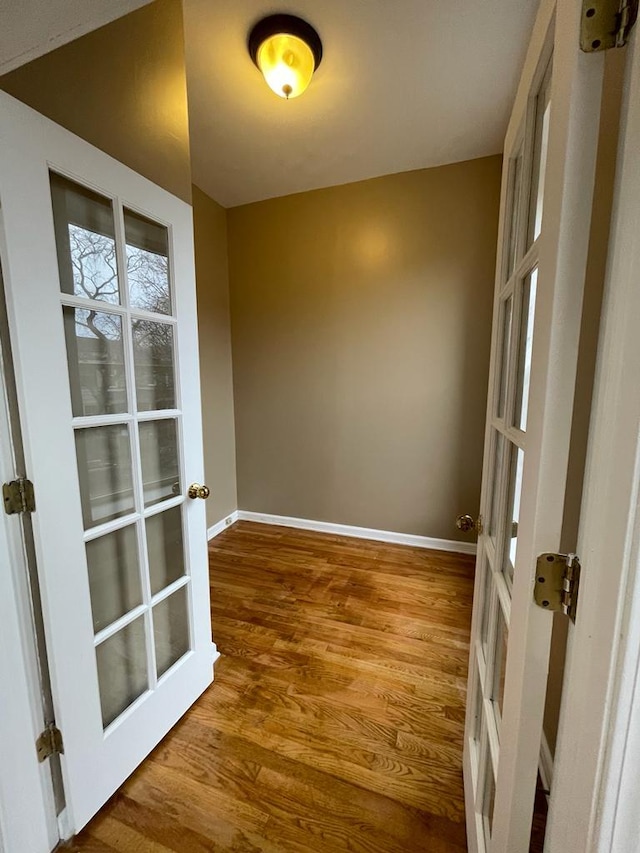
[0,0,191,203]
[228,156,501,540]
[192,186,238,527]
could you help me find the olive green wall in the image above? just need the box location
[0,0,191,203]
[227,156,501,540]
[192,186,238,528]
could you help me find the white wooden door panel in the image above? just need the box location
[0,91,215,834]
[464,0,605,849]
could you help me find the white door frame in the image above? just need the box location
[546,27,640,852]
[0,261,58,851]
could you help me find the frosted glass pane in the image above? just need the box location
[139,419,180,507]
[50,172,119,304]
[95,616,148,727]
[492,605,509,729]
[75,425,134,528]
[483,763,496,845]
[503,444,525,585]
[124,209,171,315]
[497,296,513,419]
[146,507,185,595]
[528,63,552,247]
[153,586,190,677]
[132,320,175,411]
[514,269,538,432]
[86,525,142,632]
[480,566,493,661]
[506,152,523,279]
[63,307,127,417]
[489,431,504,538]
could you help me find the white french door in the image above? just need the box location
[463,0,606,850]
[0,91,215,838]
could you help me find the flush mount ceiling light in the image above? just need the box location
[248,14,323,100]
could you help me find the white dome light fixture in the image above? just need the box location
[248,14,323,100]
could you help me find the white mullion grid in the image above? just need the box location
[60,293,127,317]
[59,295,178,328]
[128,306,178,325]
[114,198,159,691]
[150,574,189,608]
[72,412,134,430]
[136,408,181,423]
[83,511,141,543]
[143,494,184,519]
[93,602,147,647]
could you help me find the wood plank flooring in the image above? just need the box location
[69,521,476,852]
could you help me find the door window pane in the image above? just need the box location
[514,269,538,431]
[153,586,190,677]
[471,672,483,746]
[528,63,552,247]
[503,444,525,584]
[492,605,509,731]
[75,424,135,528]
[86,525,142,632]
[124,209,171,315]
[482,763,497,846]
[132,320,175,411]
[489,431,505,538]
[506,150,523,279]
[50,172,119,304]
[139,419,180,507]
[480,567,493,660]
[63,307,127,416]
[146,506,185,595]
[497,296,513,419]
[95,616,148,728]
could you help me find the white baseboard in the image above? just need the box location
[207,510,239,540]
[539,730,554,794]
[236,511,477,555]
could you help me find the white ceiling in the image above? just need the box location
[0,0,152,75]
[184,0,538,208]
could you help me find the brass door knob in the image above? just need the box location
[456,514,483,534]
[188,483,210,500]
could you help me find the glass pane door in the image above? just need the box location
[51,174,192,731]
[0,91,214,834]
[465,50,552,852]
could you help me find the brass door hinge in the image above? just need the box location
[534,553,581,622]
[581,0,638,51]
[36,723,64,762]
[3,477,36,515]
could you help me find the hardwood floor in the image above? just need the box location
[69,521,476,852]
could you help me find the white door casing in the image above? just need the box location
[0,285,58,853]
[0,91,215,835]
[463,0,606,850]
[545,27,640,853]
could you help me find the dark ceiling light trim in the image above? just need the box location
[248,14,323,71]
